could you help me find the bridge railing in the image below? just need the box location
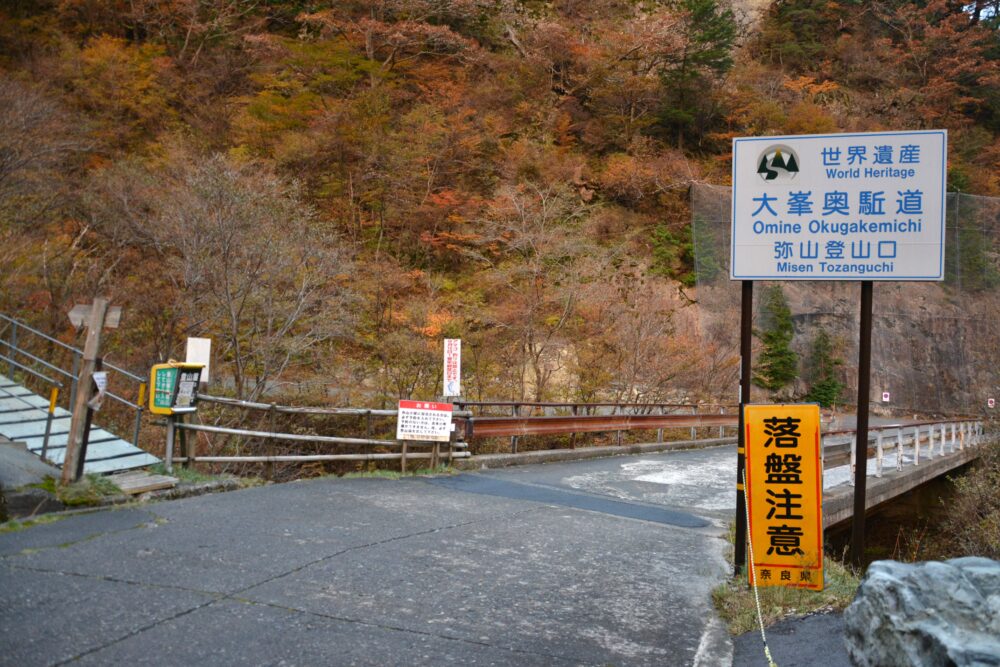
[455,401,738,452]
[158,390,985,478]
[821,419,985,484]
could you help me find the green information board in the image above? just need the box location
[148,362,203,415]
[153,366,178,411]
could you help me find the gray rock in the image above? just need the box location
[843,558,1000,666]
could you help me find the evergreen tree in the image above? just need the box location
[802,329,844,407]
[657,0,737,145]
[753,285,799,392]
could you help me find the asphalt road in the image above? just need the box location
[1,449,739,667]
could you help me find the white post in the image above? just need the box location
[939,424,945,456]
[850,435,856,487]
[914,425,920,465]
[896,428,904,471]
[950,423,956,452]
[876,431,884,478]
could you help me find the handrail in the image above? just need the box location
[2,311,147,448]
[0,313,144,384]
[197,393,474,418]
[455,400,736,410]
[0,313,78,354]
[168,417,467,472]
[176,421,410,447]
[0,352,64,388]
[101,360,143,383]
[462,412,736,438]
[0,338,75,380]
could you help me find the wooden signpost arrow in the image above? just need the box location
[62,298,118,484]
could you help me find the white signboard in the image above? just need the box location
[396,400,453,442]
[882,392,891,403]
[88,371,108,411]
[176,370,200,408]
[989,398,995,409]
[186,337,212,383]
[443,339,461,397]
[731,131,947,280]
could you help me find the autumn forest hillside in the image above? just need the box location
[1,0,998,408]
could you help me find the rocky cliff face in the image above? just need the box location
[691,279,1000,414]
[689,185,1000,415]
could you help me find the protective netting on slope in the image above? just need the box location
[690,183,1000,415]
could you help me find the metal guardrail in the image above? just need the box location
[454,400,735,412]
[459,412,736,438]
[455,401,736,451]
[0,313,147,446]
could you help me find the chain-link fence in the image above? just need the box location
[690,183,1000,415]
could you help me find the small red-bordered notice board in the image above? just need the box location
[396,401,454,443]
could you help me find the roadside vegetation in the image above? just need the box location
[341,464,456,480]
[32,474,122,507]
[942,434,1000,559]
[713,557,861,635]
[712,520,861,634]
[0,513,65,534]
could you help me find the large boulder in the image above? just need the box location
[843,558,1000,666]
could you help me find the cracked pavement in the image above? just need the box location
[1,454,734,666]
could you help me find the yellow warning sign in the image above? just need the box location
[745,404,823,590]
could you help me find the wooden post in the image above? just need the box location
[62,298,108,484]
[74,357,102,482]
[400,441,408,473]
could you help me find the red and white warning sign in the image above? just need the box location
[396,400,453,442]
[881,392,890,403]
[443,339,461,397]
[989,398,996,409]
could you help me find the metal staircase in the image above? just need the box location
[0,314,159,475]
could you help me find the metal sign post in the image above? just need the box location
[730,130,947,573]
[850,281,874,566]
[734,280,753,575]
